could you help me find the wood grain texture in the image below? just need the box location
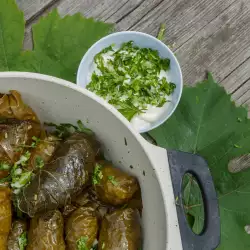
[56,0,134,21]
[175,0,250,85]
[16,0,58,22]
[130,0,236,49]
[115,0,163,31]
[221,57,250,94]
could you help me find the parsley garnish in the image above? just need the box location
[0,162,11,170]
[87,41,176,121]
[77,236,89,250]
[45,120,93,139]
[92,163,103,185]
[1,151,33,193]
[108,175,118,186]
[77,120,93,135]
[18,232,28,250]
[35,156,44,169]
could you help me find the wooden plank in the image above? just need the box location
[56,0,134,21]
[16,0,57,22]
[232,79,250,107]
[221,57,250,94]
[115,0,163,31]
[23,0,144,50]
[130,0,236,49]
[175,0,250,85]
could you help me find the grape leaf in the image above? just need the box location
[149,73,250,249]
[0,0,25,70]
[0,1,113,82]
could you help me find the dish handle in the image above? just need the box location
[143,142,220,250]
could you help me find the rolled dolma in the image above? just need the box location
[0,187,12,250]
[0,119,41,179]
[65,207,98,250]
[0,91,39,122]
[27,135,60,171]
[17,133,98,217]
[99,208,141,250]
[27,210,65,250]
[7,220,27,250]
[93,161,139,205]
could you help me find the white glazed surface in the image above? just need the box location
[0,72,182,250]
[77,31,183,133]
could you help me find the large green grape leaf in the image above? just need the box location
[16,10,113,82]
[149,73,250,249]
[0,1,113,82]
[0,0,25,70]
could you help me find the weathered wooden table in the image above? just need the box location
[16,0,250,171]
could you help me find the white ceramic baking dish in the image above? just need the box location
[0,72,220,250]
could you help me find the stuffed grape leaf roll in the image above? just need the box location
[17,133,99,217]
[7,220,27,250]
[65,207,98,250]
[99,208,141,250]
[93,161,139,205]
[27,210,65,250]
[0,187,12,250]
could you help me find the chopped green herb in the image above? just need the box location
[11,171,33,191]
[157,23,166,41]
[77,236,89,250]
[108,175,118,186]
[237,117,242,122]
[0,162,11,170]
[77,120,93,135]
[35,156,44,169]
[92,163,103,185]
[18,232,28,250]
[32,136,41,146]
[234,144,242,148]
[45,120,93,139]
[87,41,175,121]
[91,244,98,250]
[121,203,128,209]
[45,122,76,139]
[2,151,34,192]
[15,151,31,166]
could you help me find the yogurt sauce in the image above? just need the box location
[87,49,174,132]
[130,69,173,131]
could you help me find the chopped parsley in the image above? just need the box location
[77,120,93,135]
[92,163,103,185]
[0,162,11,170]
[87,41,176,121]
[18,232,28,250]
[2,151,34,193]
[77,236,89,250]
[45,120,93,139]
[108,175,118,186]
[35,156,44,169]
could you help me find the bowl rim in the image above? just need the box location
[77,31,183,133]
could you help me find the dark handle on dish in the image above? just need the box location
[167,150,220,250]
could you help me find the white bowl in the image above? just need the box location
[77,31,183,133]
